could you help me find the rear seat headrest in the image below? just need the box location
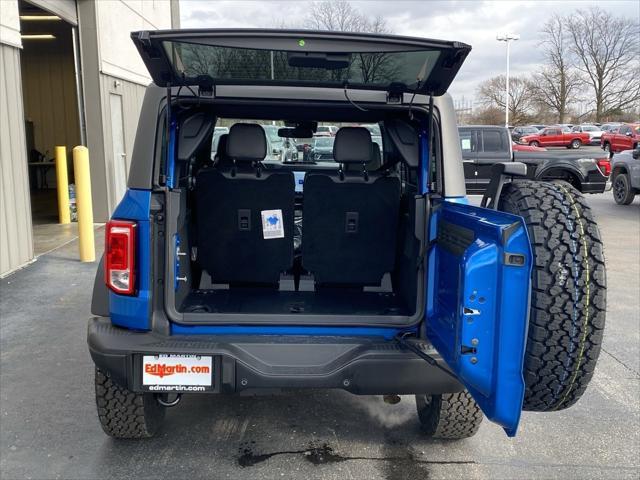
[227,123,267,162]
[333,127,373,164]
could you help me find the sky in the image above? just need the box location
[179,0,639,105]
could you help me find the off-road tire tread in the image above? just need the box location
[95,368,165,439]
[499,180,606,411]
[415,391,483,439]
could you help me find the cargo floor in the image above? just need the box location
[180,288,409,316]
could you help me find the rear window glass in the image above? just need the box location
[482,130,506,152]
[163,41,441,90]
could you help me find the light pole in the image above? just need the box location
[496,33,520,127]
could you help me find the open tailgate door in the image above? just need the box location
[428,201,532,436]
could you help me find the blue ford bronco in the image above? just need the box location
[89,29,606,439]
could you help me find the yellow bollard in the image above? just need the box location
[72,146,95,262]
[54,146,71,224]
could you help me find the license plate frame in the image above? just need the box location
[139,354,219,393]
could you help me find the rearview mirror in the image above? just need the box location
[278,127,314,138]
[625,131,632,137]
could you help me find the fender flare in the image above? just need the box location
[534,160,588,188]
[91,255,109,317]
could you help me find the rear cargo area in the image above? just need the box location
[165,108,426,326]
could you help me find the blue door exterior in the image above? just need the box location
[427,201,532,436]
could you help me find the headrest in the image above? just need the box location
[216,134,228,157]
[333,127,373,164]
[227,123,267,162]
[370,145,382,170]
[344,144,382,173]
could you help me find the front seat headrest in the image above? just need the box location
[216,134,229,158]
[227,123,267,162]
[333,127,373,164]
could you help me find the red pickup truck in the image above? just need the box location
[520,126,591,149]
[601,123,640,156]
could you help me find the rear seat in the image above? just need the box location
[196,123,294,286]
[302,127,401,287]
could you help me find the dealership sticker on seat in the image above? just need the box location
[142,354,212,392]
[261,209,284,239]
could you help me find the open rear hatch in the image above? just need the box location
[131,29,470,96]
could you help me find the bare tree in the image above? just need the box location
[565,7,640,122]
[477,75,535,125]
[531,15,581,123]
[305,0,388,33]
[303,1,396,85]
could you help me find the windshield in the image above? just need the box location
[314,137,334,148]
[582,126,599,132]
[261,125,282,143]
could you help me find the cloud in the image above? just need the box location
[179,0,638,101]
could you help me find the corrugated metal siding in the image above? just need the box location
[0,43,34,276]
[99,73,147,211]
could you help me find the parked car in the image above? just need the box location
[610,146,640,204]
[511,125,540,143]
[600,123,623,134]
[601,123,640,156]
[520,126,590,149]
[310,135,335,162]
[261,124,298,162]
[572,124,603,145]
[315,125,338,136]
[89,29,606,441]
[512,142,546,152]
[459,125,610,194]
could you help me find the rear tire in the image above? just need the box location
[603,143,613,158]
[499,181,606,412]
[612,173,635,205]
[415,391,483,439]
[95,367,166,439]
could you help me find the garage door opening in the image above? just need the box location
[19,0,84,255]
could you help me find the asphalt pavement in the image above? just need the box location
[1,191,638,480]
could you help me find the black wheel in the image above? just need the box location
[529,140,540,147]
[415,391,483,439]
[571,139,582,149]
[602,143,613,158]
[95,367,166,438]
[498,180,606,412]
[612,173,636,205]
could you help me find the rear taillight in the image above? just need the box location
[105,220,137,295]
[596,158,611,177]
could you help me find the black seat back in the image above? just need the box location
[302,127,401,286]
[196,124,294,285]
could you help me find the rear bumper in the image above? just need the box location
[88,317,462,395]
[581,180,608,194]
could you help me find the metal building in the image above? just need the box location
[0,0,179,276]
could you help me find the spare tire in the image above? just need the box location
[498,180,606,411]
